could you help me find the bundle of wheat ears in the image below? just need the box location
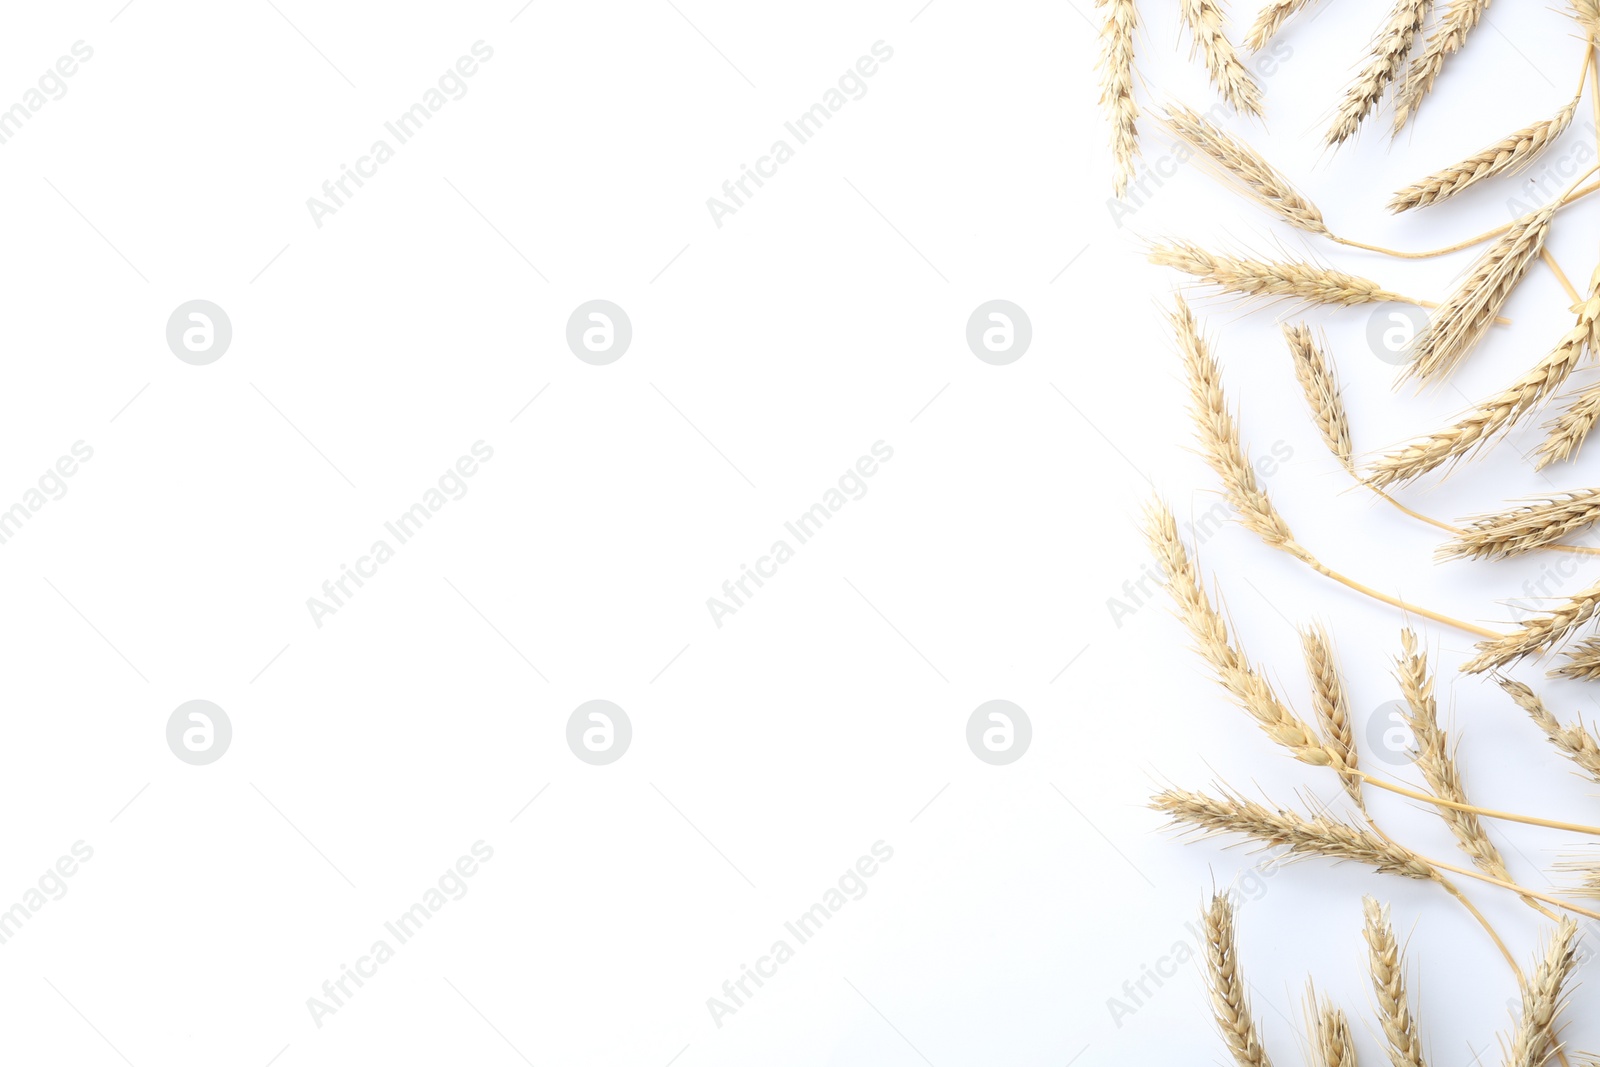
[1102,0,1600,1060]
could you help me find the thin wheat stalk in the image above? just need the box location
[1553,636,1600,680]
[1500,679,1600,783]
[1506,919,1579,1067]
[1146,500,1335,765]
[1245,0,1318,50]
[1284,323,1353,470]
[1462,579,1600,673]
[1162,105,1329,235]
[1397,201,1557,388]
[1397,630,1513,882]
[1179,0,1264,117]
[1367,271,1596,487]
[1204,894,1273,1067]
[1390,96,1581,212]
[1097,0,1138,196]
[1536,383,1600,470]
[1327,0,1431,147]
[1364,898,1427,1067]
[1303,624,1363,806]
[1439,489,1600,561]
[1393,0,1492,132]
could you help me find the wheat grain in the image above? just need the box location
[1498,679,1600,784]
[1204,894,1273,1067]
[1367,262,1592,487]
[1364,897,1427,1067]
[1150,242,1413,307]
[1162,105,1329,234]
[1097,0,1139,196]
[1146,500,1335,765]
[1180,0,1264,118]
[1284,324,1353,470]
[1393,0,1492,132]
[1153,788,1435,878]
[1390,98,1579,212]
[1397,629,1512,881]
[1506,919,1579,1067]
[1398,201,1557,388]
[1327,0,1431,147]
[1303,624,1363,806]
[1439,489,1600,561]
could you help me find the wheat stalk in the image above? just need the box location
[1162,105,1330,235]
[1390,98,1580,212]
[1363,898,1428,1067]
[1397,630,1512,881]
[1204,894,1273,1067]
[1180,0,1264,118]
[1097,0,1138,196]
[1284,323,1354,470]
[1327,0,1431,147]
[1367,268,1593,487]
[1506,919,1579,1067]
[1393,0,1492,132]
[1439,490,1600,561]
[1397,201,1557,388]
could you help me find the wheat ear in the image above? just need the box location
[1151,242,1419,307]
[1500,679,1600,783]
[1438,489,1600,561]
[1390,97,1580,212]
[1310,997,1356,1067]
[1397,201,1557,388]
[1204,894,1273,1067]
[1363,898,1427,1067]
[1284,324,1353,470]
[1536,384,1600,470]
[1327,0,1431,147]
[1396,630,1512,882]
[1162,105,1329,234]
[1244,0,1318,50]
[1553,636,1600,680]
[1179,0,1264,118]
[1097,0,1138,196]
[1464,582,1600,673]
[1392,0,1492,132]
[1506,919,1579,1067]
[1368,262,1593,487]
[1302,624,1363,805]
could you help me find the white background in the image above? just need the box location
[2,0,1599,1064]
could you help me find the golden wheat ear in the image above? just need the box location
[1392,0,1491,133]
[1202,894,1271,1067]
[1390,97,1579,212]
[1179,0,1263,117]
[1096,0,1138,196]
[1505,919,1579,1067]
[1363,898,1428,1067]
[1497,678,1600,784]
[1438,489,1600,562]
[1161,105,1329,235]
[1282,324,1352,470]
[1327,0,1431,147]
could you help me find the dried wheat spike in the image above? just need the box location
[1302,624,1363,806]
[1163,105,1329,234]
[1153,788,1434,878]
[1554,636,1600,680]
[1398,201,1556,388]
[1438,489,1600,561]
[1244,0,1317,50]
[1505,918,1579,1067]
[1575,0,1600,41]
[1203,894,1273,1067]
[1368,254,1591,487]
[1465,580,1600,673]
[1363,898,1427,1067]
[1389,98,1579,212]
[1150,242,1411,307]
[1393,0,1491,132]
[1097,0,1139,196]
[1146,500,1334,765]
[1326,0,1430,147]
[1180,0,1264,117]
[1536,382,1600,469]
[1284,324,1353,469]
[1311,998,1356,1067]
[1175,296,1299,551]
[1498,678,1600,782]
[1397,629,1511,881]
